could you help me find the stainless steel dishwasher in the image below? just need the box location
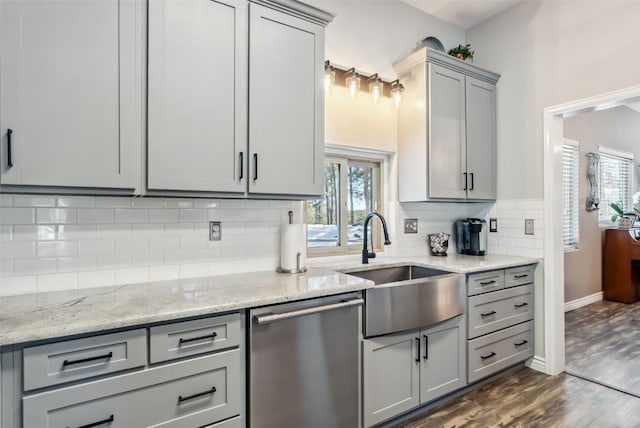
[249,292,363,428]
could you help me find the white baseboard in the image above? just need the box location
[525,355,547,373]
[564,292,603,312]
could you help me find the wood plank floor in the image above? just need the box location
[394,368,640,427]
[565,299,640,396]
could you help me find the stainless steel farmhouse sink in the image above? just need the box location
[342,265,465,338]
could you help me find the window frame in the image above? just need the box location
[597,146,635,227]
[562,139,579,251]
[306,153,383,257]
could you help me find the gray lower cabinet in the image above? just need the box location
[362,316,466,427]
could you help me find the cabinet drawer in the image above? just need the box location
[23,349,242,428]
[467,270,504,296]
[505,265,535,288]
[205,416,243,428]
[467,284,534,339]
[467,320,533,383]
[23,329,146,391]
[149,313,242,364]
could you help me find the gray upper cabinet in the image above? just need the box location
[147,0,247,194]
[0,0,142,191]
[394,48,500,202]
[248,2,325,197]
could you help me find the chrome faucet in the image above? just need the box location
[362,212,392,264]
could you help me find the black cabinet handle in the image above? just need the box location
[515,340,528,347]
[7,129,13,168]
[178,386,216,403]
[178,332,217,345]
[480,352,496,361]
[63,352,113,367]
[481,310,497,318]
[423,335,429,360]
[463,172,467,191]
[76,414,114,428]
[253,153,258,181]
[239,152,244,180]
[470,172,474,190]
[480,280,496,286]
[514,302,528,309]
[415,337,420,362]
[514,274,529,279]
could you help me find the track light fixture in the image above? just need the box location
[323,60,403,106]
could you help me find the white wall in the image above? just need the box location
[563,106,640,302]
[467,0,640,199]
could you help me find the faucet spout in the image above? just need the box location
[362,212,391,264]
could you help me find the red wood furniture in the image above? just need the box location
[603,228,640,303]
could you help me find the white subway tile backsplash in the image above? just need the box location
[58,256,97,273]
[96,197,133,208]
[234,209,258,222]
[149,209,179,224]
[149,265,180,281]
[164,250,195,265]
[115,238,149,254]
[0,259,13,277]
[58,225,97,240]
[13,196,56,207]
[194,248,221,262]
[193,199,220,209]
[132,252,164,267]
[1,275,36,295]
[78,239,115,256]
[149,236,180,251]
[0,195,13,207]
[78,270,115,289]
[57,196,96,208]
[163,198,193,209]
[37,273,78,292]
[115,208,148,224]
[97,224,133,239]
[132,198,163,208]
[115,268,148,285]
[132,224,163,237]
[14,225,56,241]
[207,209,235,222]
[179,209,208,223]
[37,208,77,224]
[37,241,77,257]
[164,223,193,235]
[179,263,208,278]
[17,266,53,286]
[97,254,132,270]
[1,208,35,224]
[179,235,208,250]
[0,225,12,242]
[78,209,114,224]
[1,241,36,259]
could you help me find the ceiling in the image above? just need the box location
[400,0,524,29]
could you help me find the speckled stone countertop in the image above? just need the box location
[0,268,371,347]
[0,253,537,347]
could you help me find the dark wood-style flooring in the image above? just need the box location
[395,368,640,427]
[565,299,640,396]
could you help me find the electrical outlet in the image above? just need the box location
[404,218,418,234]
[209,221,222,241]
[524,219,534,235]
[489,218,498,233]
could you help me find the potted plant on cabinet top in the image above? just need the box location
[610,195,639,229]
[448,44,474,61]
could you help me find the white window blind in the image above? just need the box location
[598,147,634,224]
[562,141,579,249]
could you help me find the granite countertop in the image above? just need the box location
[0,253,538,348]
[0,268,371,347]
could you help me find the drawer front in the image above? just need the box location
[23,349,242,428]
[467,320,534,383]
[467,270,504,296]
[150,313,242,364]
[23,329,146,391]
[505,265,535,288]
[204,416,243,428]
[467,284,534,339]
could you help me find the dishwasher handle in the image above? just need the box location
[254,298,364,325]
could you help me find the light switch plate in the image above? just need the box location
[524,219,534,235]
[489,218,498,233]
[404,218,418,234]
[209,221,222,241]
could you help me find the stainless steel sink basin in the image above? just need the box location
[342,264,465,338]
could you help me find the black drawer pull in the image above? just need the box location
[178,386,216,403]
[76,414,114,428]
[415,337,420,362]
[423,335,429,360]
[253,153,258,181]
[514,302,529,308]
[63,352,113,367]
[470,172,474,190]
[481,310,497,317]
[480,352,496,360]
[239,152,244,180]
[7,129,13,168]
[178,332,217,345]
[480,280,496,286]
[463,172,467,191]
[515,340,528,347]
[514,274,529,279]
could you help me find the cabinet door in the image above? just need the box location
[419,316,467,404]
[362,331,419,427]
[248,3,324,197]
[465,77,497,200]
[0,0,141,189]
[147,0,246,193]
[427,64,467,199]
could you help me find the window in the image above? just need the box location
[562,140,579,250]
[306,156,381,255]
[598,146,634,225]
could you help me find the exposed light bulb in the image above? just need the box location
[345,69,360,98]
[391,80,404,109]
[324,68,335,92]
[369,78,383,104]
